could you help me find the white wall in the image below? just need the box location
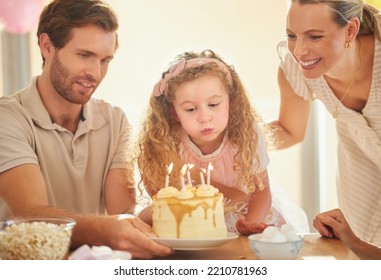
[97,0,287,135]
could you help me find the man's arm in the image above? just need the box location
[0,164,50,216]
[0,164,172,259]
[104,168,136,215]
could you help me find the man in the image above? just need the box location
[0,0,171,259]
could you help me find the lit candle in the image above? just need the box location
[200,168,206,189]
[207,162,213,186]
[180,164,187,191]
[164,162,173,188]
[186,163,194,186]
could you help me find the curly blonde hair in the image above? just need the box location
[136,49,267,196]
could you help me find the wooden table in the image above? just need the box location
[152,233,359,260]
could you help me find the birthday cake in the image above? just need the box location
[152,184,227,239]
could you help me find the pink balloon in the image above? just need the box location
[0,0,45,34]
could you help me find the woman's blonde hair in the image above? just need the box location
[292,0,381,40]
[136,49,266,196]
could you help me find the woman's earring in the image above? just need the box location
[345,40,352,49]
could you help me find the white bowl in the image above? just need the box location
[0,217,76,260]
[248,233,304,260]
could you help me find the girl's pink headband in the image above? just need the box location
[153,57,233,97]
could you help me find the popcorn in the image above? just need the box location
[0,221,72,260]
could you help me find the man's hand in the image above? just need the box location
[85,215,173,259]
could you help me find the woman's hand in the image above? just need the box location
[313,209,357,244]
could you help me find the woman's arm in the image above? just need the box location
[268,67,311,149]
[314,209,381,260]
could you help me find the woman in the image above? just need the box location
[271,0,381,245]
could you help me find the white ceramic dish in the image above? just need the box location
[248,233,304,260]
[152,232,238,250]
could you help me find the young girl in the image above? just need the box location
[137,49,300,234]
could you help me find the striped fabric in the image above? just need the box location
[278,40,381,245]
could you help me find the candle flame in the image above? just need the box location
[207,162,213,171]
[181,164,187,176]
[186,163,193,186]
[167,162,173,174]
[199,171,206,188]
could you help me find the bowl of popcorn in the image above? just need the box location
[248,224,303,260]
[0,217,76,260]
